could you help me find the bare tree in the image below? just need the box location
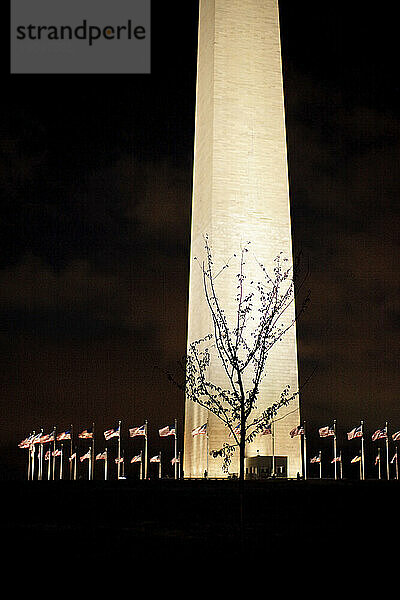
[173,235,309,483]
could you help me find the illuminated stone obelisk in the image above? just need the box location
[183,0,302,478]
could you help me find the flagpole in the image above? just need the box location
[272,420,275,477]
[38,444,43,481]
[105,447,108,481]
[26,437,30,481]
[39,442,43,480]
[159,451,162,479]
[319,450,322,479]
[117,423,120,479]
[28,433,35,480]
[396,447,399,480]
[41,444,45,480]
[30,444,35,480]
[31,443,35,480]
[377,447,381,480]
[88,447,92,480]
[38,446,41,480]
[24,435,29,480]
[206,417,209,477]
[174,419,178,480]
[60,446,63,480]
[74,448,77,480]
[361,420,365,481]
[121,450,125,478]
[70,424,74,480]
[39,429,43,480]
[303,421,307,480]
[144,420,148,479]
[41,439,45,480]
[27,441,32,480]
[333,420,337,480]
[386,421,390,480]
[37,445,40,480]
[92,422,95,481]
[339,451,343,479]
[139,450,143,480]
[31,443,34,480]
[52,426,56,481]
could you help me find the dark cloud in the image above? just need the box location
[0,306,132,342]
[278,2,400,446]
[285,85,400,438]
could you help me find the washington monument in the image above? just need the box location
[183,0,302,478]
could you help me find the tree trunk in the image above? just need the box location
[239,392,246,548]
[239,435,245,481]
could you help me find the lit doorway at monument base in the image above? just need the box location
[245,456,288,479]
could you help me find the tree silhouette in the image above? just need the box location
[174,235,309,482]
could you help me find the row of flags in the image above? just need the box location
[20,418,400,480]
[191,419,400,480]
[24,421,397,449]
[30,446,181,481]
[293,421,399,480]
[289,422,400,443]
[191,421,400,442]
[308,450,399,466]
[18,421,180,480]
[66,450,175,464]
[18,423,177,448]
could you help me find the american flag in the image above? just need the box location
[31,432,44,444]
[261,424,272,435]
[131,454,142,463]
[150,455,160,463]
[310,455,321,463]
[57,430,71,441]
[347,425,363,440]
[129,425,146,437]
[69,452,76,462]
[80,450,90,462]
[229,423,241,437]
[78,428,93,439]
[290,425,304,438]
[96,451,107,460]
[192,423,207,436]
[372,427,387,441]
[331,455,341,463]
[52,449,62,457]
[115,457,124,464]
[375,454,380,465]
[319,425,335,437]
[104,426,120,440]
[40,431,55,444]
[45,450,50,460]
[159,425,176,437]
[171,456,180,464]
[18,434,34,448]
[392,431,400,441]
[391,452,398,464]
[351,455,361,463]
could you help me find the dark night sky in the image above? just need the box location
[1,1,399,478]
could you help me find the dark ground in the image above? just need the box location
[2,478,398,581]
